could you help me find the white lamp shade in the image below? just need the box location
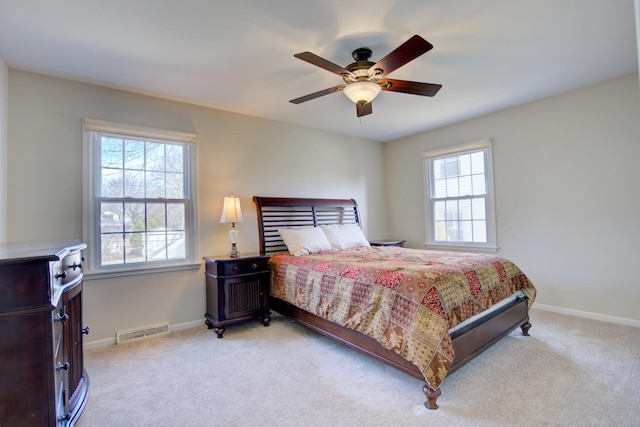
[220,195,244,224]
[343,81,382,105]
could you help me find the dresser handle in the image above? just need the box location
[251,263,257,270]
[55,312,69,323]
[58,412,71,422]
[55,271,67,280]
[70,262,83,270]
[56,362,70,372]
[82,326,90,335]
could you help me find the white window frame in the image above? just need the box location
[82,119,200,279]
[422,139,497,252]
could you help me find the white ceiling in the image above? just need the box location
[0,0,637,142]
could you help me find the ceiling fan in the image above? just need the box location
[290,35,442,117]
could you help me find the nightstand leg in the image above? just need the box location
[214,325,225,338]
[205,316,224,337]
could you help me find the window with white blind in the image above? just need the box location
[82,119,199,277]
[422,139,497,251]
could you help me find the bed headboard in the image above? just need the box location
[253,196,362,256]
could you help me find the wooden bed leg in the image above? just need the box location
[520,321,532,336]
[262,313,271,327]
[422,384,441,410]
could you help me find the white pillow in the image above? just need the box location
[320,224,370,251]
[278,227,332,256]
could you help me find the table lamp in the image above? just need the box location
[220,193,244,258]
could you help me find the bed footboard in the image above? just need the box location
[270,295,530,409]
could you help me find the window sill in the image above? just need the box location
[84,261,202,281]
[424,243,498,253]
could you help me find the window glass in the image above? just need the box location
[423,140,497,251]
[83,120,197,275]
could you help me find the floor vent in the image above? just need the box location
[116,322,170,345]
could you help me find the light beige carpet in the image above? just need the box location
[77,309,640,426]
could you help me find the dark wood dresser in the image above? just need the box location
[0,240,89,426]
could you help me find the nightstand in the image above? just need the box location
[369,239,406,247]
[203,254,271,338]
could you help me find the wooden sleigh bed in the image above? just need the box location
[253,196,534,409]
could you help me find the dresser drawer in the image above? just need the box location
[52,250,84,304]
[60,250,84,284]
[0,262,50,311]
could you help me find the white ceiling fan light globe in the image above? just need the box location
[343,81,381,105]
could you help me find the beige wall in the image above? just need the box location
[384,73,640,323]
[7,70,387,344]
[7,69,640,345]
[636,0,640,78]
[0,55,7,242]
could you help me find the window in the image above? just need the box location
[422,139,497,251]
[83,119,199,277]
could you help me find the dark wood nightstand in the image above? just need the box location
[203,254,271,338]
[369,239,406,247]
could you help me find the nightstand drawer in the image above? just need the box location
[204,256,270,277]
[222,258,269,276]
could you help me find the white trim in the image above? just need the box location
[171,319,205,332]
[423,243,498,253]
[84,261,201,281]
[635,0,640,79]
[82,128,96,271]
[83,318,204,350]
[82,120,199,274]
[83,118,197,144]
[534,304,640,328]
[83,336,115,350]
[421,138,491,159]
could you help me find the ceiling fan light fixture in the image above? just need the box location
[343,81,381,105]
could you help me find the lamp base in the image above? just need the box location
[228,243,240,258]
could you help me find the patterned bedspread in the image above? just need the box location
[269,246,536,390]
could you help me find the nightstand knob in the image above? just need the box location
[251,263,258,270]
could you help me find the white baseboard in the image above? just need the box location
[83,319,205,350]
[534,304,640,328]
[171,319,204,331]
[84,337,116,350]
[84,306,639,350]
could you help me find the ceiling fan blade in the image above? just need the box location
[356,102,373,117]
[294,52,354,78]
[379,79,442,97]
[370,35,434,78]
[289,85,345,104]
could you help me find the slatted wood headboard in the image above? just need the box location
[252,196,362,256]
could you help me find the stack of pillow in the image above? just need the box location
[278,224,370,256]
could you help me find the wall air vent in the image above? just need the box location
[116,322,170,345]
